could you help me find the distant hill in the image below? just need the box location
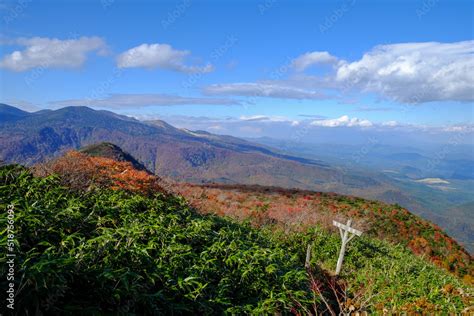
[0,103,31,122]
[80,142,150,172]
[0,104,400,197]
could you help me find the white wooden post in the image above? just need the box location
[305,243,312,269]
[333,219,362,275]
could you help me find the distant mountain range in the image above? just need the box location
[0,103,391,193]
[0,103,471,251]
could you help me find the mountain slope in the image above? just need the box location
[0,103,32,122]
[80,142,150,172]
[2,150,471,314]
[0,165,312,314]
[0,105,397,196]
[43,145,473,280]
[174,183,473,280]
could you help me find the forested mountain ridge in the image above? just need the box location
[0,104,403,199]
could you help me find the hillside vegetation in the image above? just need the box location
[0,165,312,314]
[174,184,473,281]
[0,150,472,314]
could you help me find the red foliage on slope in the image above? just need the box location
[32,151,165,195]
[172,183,473,281]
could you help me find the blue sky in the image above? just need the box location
[0,0,473,140]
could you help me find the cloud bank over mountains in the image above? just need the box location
[310,115,373,128]
[133,112,472,136]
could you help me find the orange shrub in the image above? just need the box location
[33,151,165,195]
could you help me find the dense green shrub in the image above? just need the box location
[0,166,311,314]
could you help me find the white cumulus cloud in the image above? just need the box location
[310,115,373,127]
[291,51,339,71]
[0,36,107,71]
[441,125,474,133]
[335,41,474,103]
[204,41,474,104]
[117,43,214,73]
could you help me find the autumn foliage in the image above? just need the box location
[31,151,473,281]
[32,151,165,195]
[172,183,473,281]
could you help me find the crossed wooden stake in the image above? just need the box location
[304,219,363,275]
[333,219,363,275]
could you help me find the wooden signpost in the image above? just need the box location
[333,219,362,275]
